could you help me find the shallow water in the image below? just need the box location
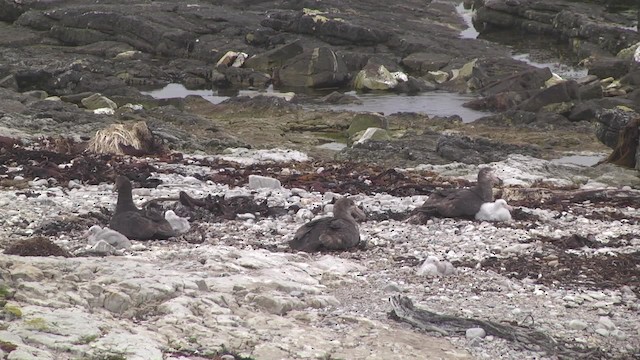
[455,4,587,80]
[456,3,479,39]
[143,84,489,123]
[317,91,487,122]
[550,154,603,166]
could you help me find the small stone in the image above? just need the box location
[248,175,281,190]
[220,355,235,360]
[594,328,610,337]
[597,316,616,330]
[225,189,251,199]
[611,329,627,340]
[295,208,314,221]
[567,320,588,330]
[89,240,116,255]
[383,283,402,293]
[466,327,486,339]
[236,213,256,220]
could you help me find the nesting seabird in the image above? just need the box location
[109,175,177,240]
[289,197,366,252]
[413,167,501,220]
[85,225,132,249]
[475,199,513,222]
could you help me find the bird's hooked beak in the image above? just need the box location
[351,204,367,221]
[491,172,503,186]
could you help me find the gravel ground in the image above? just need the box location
[0,149,639,359]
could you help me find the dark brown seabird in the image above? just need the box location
[413,167,501,220]
[289,197,366,252]
[109,175,177,240]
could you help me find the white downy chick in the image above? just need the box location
[164,210,191,234]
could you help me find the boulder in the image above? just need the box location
[276,47,349,88]
[244,40,304,72]
[578,81,604,100]
[394,76,436,95]
[595,107,639,149]
[463,91,529,112]
[319,91,362,104]
[587,57,631,79]
[595,108,640,169]
[568,100,603,122]
[473,0,640,56]
[517,80,580,113]
[261,10,389,46]
[81,93,118,110]
[347,113,388,137]
[353,127,391,144]
[216,67,271,89]
[401,52,452,75]
[475,66,552,96]
[353,64,398,91]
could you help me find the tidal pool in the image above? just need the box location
[550,154,604,166]
[143,84,489,123]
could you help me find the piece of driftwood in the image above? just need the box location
[388,296,603,359]
[500,187,640,206]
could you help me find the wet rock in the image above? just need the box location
[216,66,271,89]
[474,0,640,57]
[470,60,549,96]
[244,40,304,72]
[402,52,452,75]
[276,47,349,88]
[394,76,436,95]
[318,91,362,105]
[517,81,580,113]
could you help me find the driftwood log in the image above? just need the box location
[500,187,640,207]
[389,296,604,359]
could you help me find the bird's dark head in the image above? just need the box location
[335,197,367,221]
[478,167,502,185]
[114,175,132,192]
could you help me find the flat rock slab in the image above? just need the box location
[0,251,471,360]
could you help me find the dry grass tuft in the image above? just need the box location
[87,121,153,155]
